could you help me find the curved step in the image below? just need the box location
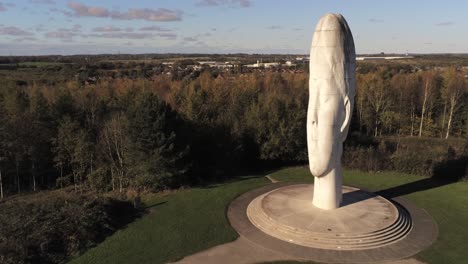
[247,193,413,250]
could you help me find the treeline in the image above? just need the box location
[356,67,467,138]
[0,67,467,198]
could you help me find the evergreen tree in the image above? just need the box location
[126,93,188,190]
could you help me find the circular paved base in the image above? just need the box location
[228,182,438,263]
[247,184,411,250]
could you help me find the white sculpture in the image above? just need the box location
[307,13,356,210]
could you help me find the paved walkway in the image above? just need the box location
[176,236,425,264]
[175,236,293,264]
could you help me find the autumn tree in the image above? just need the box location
[442,68,465,139]
[418,71,439,137]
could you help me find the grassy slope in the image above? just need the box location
[68,176,269,264]
[70,167,468,264]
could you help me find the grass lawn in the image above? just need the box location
[68,175,269,264]
[69,167,468,264]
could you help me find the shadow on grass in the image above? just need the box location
[145,201,167,210]
[343,156,467,204]
[376,156,467,199]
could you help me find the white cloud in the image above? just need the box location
[30,0,56,4]
[435,21,454,26]
[66,2,183,21]
[139,26,172,32]
[0,26,34,36]
[92,26,122,32]
[196,0,251,8]
[0,2,7,12]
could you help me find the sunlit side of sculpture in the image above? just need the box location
[307,13,356,210]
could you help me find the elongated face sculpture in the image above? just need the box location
[307,13,355,210]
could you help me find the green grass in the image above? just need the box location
[69,167,468,264]
[68,176,269,264]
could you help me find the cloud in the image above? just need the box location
[93,26,122,32]
[111,8,182,21]
[0,26,34,36]
[15,37,38,42]
[35,24,46,32]
[88,32,177,40]
[181,32,211,43]
[44,25,82,41]
[30,0,56,4]
[88,32,156,39]
[71,24,81,32]
[66,2,183,21]
[369,18,384,23]
[67,2,109,17]
[158,33,177,40]
[196,0,251,8]
[267,25,281,30]
[435,21,453,26]
[183,36,198,42]
[45,31,78,41]
[139,26,171,32]
[0,2,7,11]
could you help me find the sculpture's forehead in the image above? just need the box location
[315,13,346,31]
[309,13,356,99]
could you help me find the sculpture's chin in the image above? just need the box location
[309,163,328,177]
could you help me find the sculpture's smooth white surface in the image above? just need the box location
[307,13,356,210]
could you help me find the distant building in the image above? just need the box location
[245,60,280,68]
[356,56,414,61]
[198,61,234,69]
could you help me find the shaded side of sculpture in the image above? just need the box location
[307,13,356,210]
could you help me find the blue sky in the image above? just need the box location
[0,0,466,55]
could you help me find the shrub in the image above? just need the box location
[343,136,468,179]
[0,190,138,264]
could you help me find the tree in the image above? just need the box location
[99,113,130,193]
[245,92,307,161]
[0,98,6,199]
[359,73,392,136]
[442,68,465,139]
[53,117,92,192]
[126,93,189,190]
[27,90,52,191]
[418,71,438,137]
[2,88,29,193]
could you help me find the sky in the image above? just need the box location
[0,0,467,55]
